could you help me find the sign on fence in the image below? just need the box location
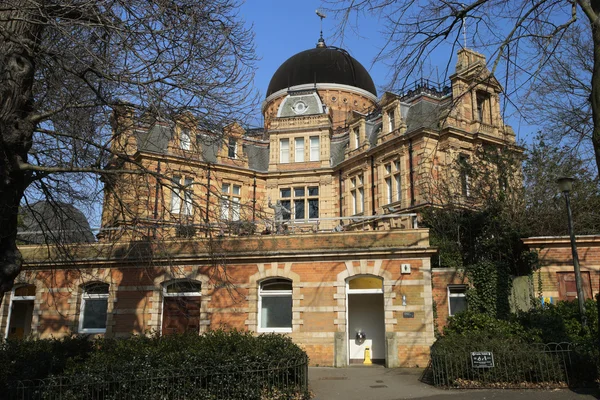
[470,351,494,368]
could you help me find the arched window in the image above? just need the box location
[79,283,109,334]
[162,280,202,335]
[258,278,292,333]
[5,284,36,339]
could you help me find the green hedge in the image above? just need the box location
[433,301,600,387]
[3,330,309,400]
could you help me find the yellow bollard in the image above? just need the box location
[363,346,372,365]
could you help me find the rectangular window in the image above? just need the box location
[259,279,292,333]
[280,139,289,163]
[280,188,292,220]
[557,272,592,301]
[383,161,402,205]
[448,285,467,316]
[183,177,193,216]
[180,129,191,150]
[349,174,364,215]
[388,110,395,132]
[221,183,241,221]
[353,128,360,149]
[309,136,319,161]
[79,283,109,334]
[476,92,490,123]
[385,177,392,204]
[228,137,237,158]
[171,176,182,214]
[280,186,319,220]
[295,137,304,162]
[171,176,193,216]
[394,160,401,203]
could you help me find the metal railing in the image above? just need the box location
[430,342,577,388]
[7,356,309,400]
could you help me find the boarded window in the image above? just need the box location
[162,281,201,335]
[557,272,592,301]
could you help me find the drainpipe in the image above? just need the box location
[252,175,257,222]
[205,163,211,237]
[409,139,415,207]
[152,161,161,238]
[370,155,376,216]
[338,170,343,224]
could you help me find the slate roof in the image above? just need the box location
[18,201,95,244]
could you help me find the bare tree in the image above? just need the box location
[0,0,258,304]
[522,25,593,162]
[326,0,600,175]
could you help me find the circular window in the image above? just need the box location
[331,96,337,102]
[292,101,308,115]
[343,98,348,103]
[354,101,358,106]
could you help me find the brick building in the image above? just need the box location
[1,40,517,367]
[524,236,600,304]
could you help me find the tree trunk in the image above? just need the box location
[589,4,600,176]
[0,4,44,307]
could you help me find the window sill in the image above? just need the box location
[257,327,292,333]
[79,328,106,334]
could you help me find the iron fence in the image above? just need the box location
[430,342,582,389]
[7,355,309,400]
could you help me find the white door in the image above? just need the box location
[347,291,385,363]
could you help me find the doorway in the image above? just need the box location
[347,276,385,365]
[5,284,36,339]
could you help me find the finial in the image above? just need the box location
[316,9,327,48]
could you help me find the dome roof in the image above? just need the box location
[266,46,377,97]
[18,201,95,244]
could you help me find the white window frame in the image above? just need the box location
[394,160,402,204]
[447,285,468,317]
[353,127,360,149]
[258,279,293,333]
[282,186,319,221]
[294,137,305,162]
[385,176,392,204]
[78,283,109,334]
[4,284,36,339]
[220,183,241,221]
[388,110,395,132]
[309,136,319,161]
[182,177,193,216]
[171,176,193,215]
[280,138,289,163]
[350,174,364,215]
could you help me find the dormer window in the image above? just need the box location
[388,110,395,132]
[228,137,237,158]
[475,92,490,123]
[292,101,308,115]
[353,127,360,149]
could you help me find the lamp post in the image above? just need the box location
[557,177,587,329]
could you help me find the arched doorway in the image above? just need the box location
[346,275,385,365]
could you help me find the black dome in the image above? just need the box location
[266,46,377,97]
[18,201,95,244]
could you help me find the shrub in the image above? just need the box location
[431,332,568,386]
[2,330,309,400]
[443,311,536,342]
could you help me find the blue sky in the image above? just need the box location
[239,0,535,142]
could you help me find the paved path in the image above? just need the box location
[309,366,599,400]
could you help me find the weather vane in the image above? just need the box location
[316,9,327,46]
